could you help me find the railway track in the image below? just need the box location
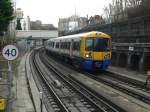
[87,73,150,104]
[37,49,125,112]
[44,49,150,106]
[104,71,150,91]
[30,51,69,112]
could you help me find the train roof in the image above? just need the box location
[47,31,111,42]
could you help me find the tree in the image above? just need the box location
[0,0,14,35]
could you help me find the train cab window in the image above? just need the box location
[85,38,93,51]
[93,38,110,51]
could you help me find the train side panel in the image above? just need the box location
[46,31,111,72]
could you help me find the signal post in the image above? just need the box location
[2,45,19,111]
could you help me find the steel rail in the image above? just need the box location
[87,72,150,104]
[32,52,70,112]
[105,71,150,91]
[41,50,125,112]
[45,49,150,105]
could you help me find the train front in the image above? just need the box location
[81,32,111,72]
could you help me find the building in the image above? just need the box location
[20,16,31,31]
[16,8,23,19]
[30,20,56,30]
[58,18,69,33]
[78,17,89,30]
[89,15,105,25]
[58,15,88,35]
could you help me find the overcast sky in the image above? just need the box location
[16,0,111,27]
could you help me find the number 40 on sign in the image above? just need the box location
[2,45,19,61]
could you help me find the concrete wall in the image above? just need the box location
[111,50,150,73]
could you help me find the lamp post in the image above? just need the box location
[39,91,43,112]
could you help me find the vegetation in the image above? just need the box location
[0,0,14,36]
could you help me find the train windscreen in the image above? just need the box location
[86,38,111,51]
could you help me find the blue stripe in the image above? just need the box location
[82,59,93,72]
[81,59,111,72]
[101,60,111,70]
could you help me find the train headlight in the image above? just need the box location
[85,52,92,58]
[85,54,90,58]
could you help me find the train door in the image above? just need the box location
[84,37,93,59]
[70,39,73,57]
[59,40,61,54]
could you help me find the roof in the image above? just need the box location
[16,30,58,39]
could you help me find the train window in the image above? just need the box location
[77,41,80,50]
[73,41,80,51]
[61,42,63,48]
[48,43,50,47]
[66,42,68,49]
[56,42,59,48]
[67,42,70,49]
[58,43,59,48]
[86,38,93,51]
[62,42,64,49]
[73,42,76,50]
[52,42,54,47]
[65,42,67,49]
[63,42,65,49]
[64,42,67,49]
[93,38,110,51]
[74,42,77,50]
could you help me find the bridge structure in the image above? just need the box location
[16,30,58,45]
[16,30,58,52]
[16,30,58,41]
[63,15,150,72]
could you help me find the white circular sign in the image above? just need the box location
[2,45,19,60]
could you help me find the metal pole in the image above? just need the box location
[8,61,13,87]
[39,91,43,112]
[40,99,43,112]
[8,60,13,99]
[7,61,12,112]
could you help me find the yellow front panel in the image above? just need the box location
[0,99,5,110]
[79,31,112,59]
[93,52,111,60]
[92,52,103,60]
[146,71,150,76]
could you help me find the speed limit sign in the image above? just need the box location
[2,45,19,61]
